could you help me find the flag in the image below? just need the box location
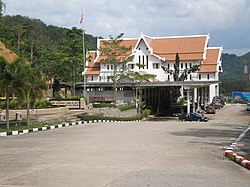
[80,13,84,24]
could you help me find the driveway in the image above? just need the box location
[0,104,249,187]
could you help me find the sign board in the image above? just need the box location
[232,92,250,101]
[51,98,86,109]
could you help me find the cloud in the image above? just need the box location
[3,0,250,53]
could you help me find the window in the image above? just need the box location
[181,63,183,69]
[167,63,170,69]
[168,75,170,81]
[99,76,101,81]
[107,65,109,70]
[190,74,192,80]
[111,65,113,70]
[139,55,141,69]
[91,76,94,81]
[142,56,145,69]
[128,64,135,69]
[153,63,160,69]
[207,74,210,80]
[190,63,192,68]
[146,55,149,69]
[185,63,188,69]
[146,47,149,50]
[199,74,201,80]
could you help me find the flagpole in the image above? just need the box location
[81,11,86,100]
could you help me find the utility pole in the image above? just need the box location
[80,10,86,98]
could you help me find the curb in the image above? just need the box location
[0,120,142,137]
[224,126,250,170]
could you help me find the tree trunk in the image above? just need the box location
[6,94,10,129]
[113,65,117,104]
[26,92,30,126]
[138,84,142,115]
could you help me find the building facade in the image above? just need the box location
[83,34,223,113]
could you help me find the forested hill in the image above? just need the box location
[221,52,250,79]
[0,15,97,64]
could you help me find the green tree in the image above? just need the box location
[162,53,199,103]
[0,57,22,129]
[61,27,83,96]
[17,61,47,126]
[128,64,156,114]
[99,33,134,103]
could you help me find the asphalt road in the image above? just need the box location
[0,104,249,187]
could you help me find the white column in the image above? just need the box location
[187,89,190,114]
[180,86,184,98]
[197,88,200,111]
[193,88,197,113]
[201,87,204,107]
[204,87,208,106]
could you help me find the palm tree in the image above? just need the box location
[18,63,47,126]
[0,57,22,129]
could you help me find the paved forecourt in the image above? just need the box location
[0,104,250,187]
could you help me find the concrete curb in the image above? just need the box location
[0,120,142,137]
[224,126,250,170]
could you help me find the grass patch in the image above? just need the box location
[0,121,67,132]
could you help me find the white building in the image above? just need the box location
[84,34,223,113]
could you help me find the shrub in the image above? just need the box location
[93,103,116,108]
[177,97,185,105]
[35,100,52,108]
[118,104,136,111]
[0,101,6,109]
[77,114,143,122]
[9,100,19,109]
[142,109,151,118]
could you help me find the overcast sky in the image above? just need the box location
[3,0,250,55]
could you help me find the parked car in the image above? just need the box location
[204,105,216,114]
[212,96,225,109]
[246,103,250,111]
[179,112,208,122]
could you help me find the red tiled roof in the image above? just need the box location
[199,48,220,73]
[150,36,208,61]
[97,39,137,63]
[86,51,100,75]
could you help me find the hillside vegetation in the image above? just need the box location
[0,14,98,97]
[220,53,250,96]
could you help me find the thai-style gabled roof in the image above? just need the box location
[97,39,137,63]
[145,35,209,61]
[0,41,18,63]
[199,47,222,73]
[86,51,100,75]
